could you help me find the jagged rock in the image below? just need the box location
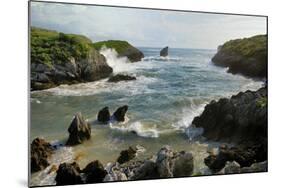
[241,161,268,173]
[83,160,108,183]
[173,151,194,177]
[55,162,83,185]
[31,138,54,173]
[97,107,110,123]
[156,146,174,177]
[113,105,128,122]
[218,161,241,174]
[160,46,168,57]
[192,87,267,143]
[108,74,136,83]
[117,146,137,164]
[66,113,91,146]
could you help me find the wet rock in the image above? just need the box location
[156,146,174,177]
[55,162,83,185]
[113,105,128,122]
[108,74,136,83]
[31,138,54,173]
[117,146,137,164]
[173,151,194,177]
[241,161,268,173]
[160,46,168,57]
[97,107,110,123]
[83,160,108,183]
[66,113,91,146]
[104,163,128,181]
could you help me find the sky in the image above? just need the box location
[30,1,267,49]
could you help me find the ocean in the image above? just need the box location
[30,47,263,186]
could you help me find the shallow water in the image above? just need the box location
[30,47,263,186]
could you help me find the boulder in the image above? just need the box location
[160,46,168,57]
[113,105,128,122]
[97,107,110,123]
[31,137,54,173]
[55,162,83,185]
[192,87,267,144]
[117,146,137,164]
[156,146,174,177]
[83,160,108,183]
[66,113,91,146]
[173,151,194,177]
[108,74,136,83]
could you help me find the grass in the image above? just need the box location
[256,97,267,108]
[92,40,132,54]
[221,35,267,58]
[31,27,93,66]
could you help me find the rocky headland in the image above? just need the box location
[212,35,267,78]
[92,40,144,62]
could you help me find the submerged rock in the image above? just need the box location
[160,46,168,57]
[31,137,54,173]
[108,74,136,83]
[113,105,128,122]
[97,107,110,123]
[66,113,91,146]
[83,160,108,183]
[55,162,83,185]
[117,146,137,164]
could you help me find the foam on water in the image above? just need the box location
[30,141,74,187]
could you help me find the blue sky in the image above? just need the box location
[30,1,267,49]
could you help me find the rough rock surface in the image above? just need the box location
[55,162,82,185]
[113,105,128,122]
[160,46,168,57]
[117,146,137,164]
[192,87,267,143]
[108,74,136,83]
[66,113,91,146]
[31,137,54,173]
[97,107,110,123]
[83,160,108,183]
[211,35,267,78]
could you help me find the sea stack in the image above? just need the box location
[160,46,168,57]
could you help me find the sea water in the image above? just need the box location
[30,47,263,186]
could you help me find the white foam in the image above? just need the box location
[109,121,159,138]
[30,142,74,187]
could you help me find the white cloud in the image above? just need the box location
[30,1,266,49]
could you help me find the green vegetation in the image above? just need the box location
[220,35,267,58]
[256,97,267,108]
[31,27,93,66]
[92,40,132,54]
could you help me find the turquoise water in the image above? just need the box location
[30,47,263,186]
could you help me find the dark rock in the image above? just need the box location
[204,143,267,172]
[113,105,128,122]
[192,87,267,144]
[120,47,144,62]
[97,107,110,123]
[117,146,137,164]
[55,162,83,185]
[66,113,91,146]
[83,160,108,183]
[31,138,54,173]
[173,151,194,177]
[160,46,168,57]
[108,74,136,83]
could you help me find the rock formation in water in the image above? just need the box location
[82,160,108,183]
[97,107,111,123]
[113,105,129,122]
[108,74,136,83]
[212,35,267,78]
[160,46,168,57]
[192,87,267,144]
[31,27,113,90]
[31,137,54,173]
[66,113,91,146]
[117,146,137,164]
[55,162,83,185]
[93,40,144,62]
